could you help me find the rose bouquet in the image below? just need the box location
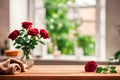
[8,22,49,67]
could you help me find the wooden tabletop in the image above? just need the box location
[0,65,120,80]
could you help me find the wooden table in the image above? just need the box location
[0,65,120,80]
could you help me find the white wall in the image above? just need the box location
[9,0,28,49]
[106,0,120,59]
[9,0,28,32]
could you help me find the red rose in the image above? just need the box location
[40,29,49,39]
[22,22,32,29]
[84,61,97,72]
[8,30,19,40]
[28,28,39,36]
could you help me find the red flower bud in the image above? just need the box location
[28,28,39,36]
[84,61,97,72]
[8,30,19,40]
[40,29,49,39]
[22,22,32,29]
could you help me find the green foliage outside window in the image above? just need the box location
[45,0,95,55]
[76,36,95,55]
[45,0,75,55]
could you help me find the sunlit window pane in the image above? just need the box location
[78,7,96,21]
[75,0,96,6]
[78,22,96,36]
[45,0,96,56]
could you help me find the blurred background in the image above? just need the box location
[0,0,120,62]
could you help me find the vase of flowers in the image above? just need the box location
[8,22,49,68]
[21,49,34,69]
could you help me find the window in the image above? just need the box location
[28,0,106,61]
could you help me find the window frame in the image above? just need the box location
[28,0,106,61]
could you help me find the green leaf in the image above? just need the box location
[110,66,116,70]
[24,34,28,37]
[15,37,24,45]
[13,42,16,45]
[20,31,24,35]
[103,71,107,74]
[114,50,120,59]
[39,41,45,45]
[96,67,103,73]
[30,45,35,49]
[22,47,26,51]
[25,37,29,41]
[110,70,117,73]
[103,68,108,71]
[15,46,21,49]
[102,68,108,74]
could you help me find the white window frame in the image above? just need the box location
[96,0,106,61]
[28,0,106,61]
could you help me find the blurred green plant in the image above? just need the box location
[114,50,120,59]
[76,36,95,55]
[114,50,120,63]
[45,0,76,55]
[45,0,95,55]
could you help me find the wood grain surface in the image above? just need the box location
[0,65,120,80]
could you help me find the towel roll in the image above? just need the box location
[9,58,25,72]
[0,58,25,75]
[9,63,21,74]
